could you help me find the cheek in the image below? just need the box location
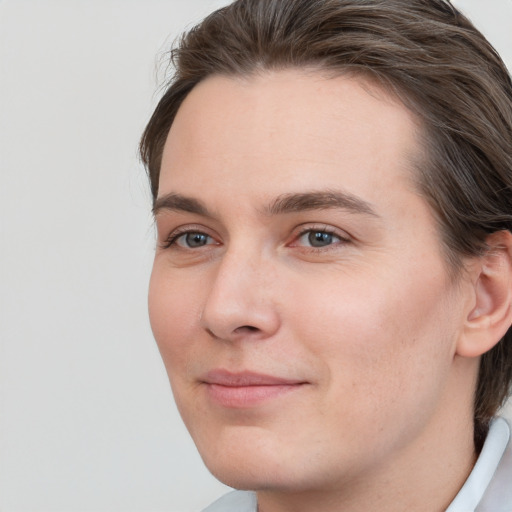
[148,264,202,371]
[288,265,458,407]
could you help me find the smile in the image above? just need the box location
[201,370,307,408]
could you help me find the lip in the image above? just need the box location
[201,370,307,408]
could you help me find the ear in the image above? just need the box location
[457,230,512,358]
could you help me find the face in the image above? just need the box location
[149,70,470,494]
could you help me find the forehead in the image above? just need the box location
[159,69,423,208]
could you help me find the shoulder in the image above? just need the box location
[201,490,257,512]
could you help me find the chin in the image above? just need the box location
[206,466,269,491]
[195,427,302,491]
[197,435,338,494]
[204,458,298,493]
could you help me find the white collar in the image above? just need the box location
[446,416,511,512]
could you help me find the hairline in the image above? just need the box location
[155,64,469,278]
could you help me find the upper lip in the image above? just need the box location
[201,369,306,387]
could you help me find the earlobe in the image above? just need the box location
[457,231,512,358]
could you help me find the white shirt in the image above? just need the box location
[202,417,512,512]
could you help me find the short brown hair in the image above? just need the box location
[140,0,512,449]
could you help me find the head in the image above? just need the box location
[141,0,512,494]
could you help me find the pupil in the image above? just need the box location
[309,231,332,247]
[186,233,207,247]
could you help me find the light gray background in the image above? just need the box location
[1,1,511,511]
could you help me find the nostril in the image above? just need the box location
[235,325,259,333]
[205,325,260,340]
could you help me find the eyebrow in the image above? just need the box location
[153,190,379,218]
[153,193,211,217]
[264,190,379,217]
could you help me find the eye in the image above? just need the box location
[175,232,214,248]
[304,231,337,247]
[294,228,348,248]
[160,228,218,250]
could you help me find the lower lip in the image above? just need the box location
[205,383,303,408]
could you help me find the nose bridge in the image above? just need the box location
[200,239,279,340]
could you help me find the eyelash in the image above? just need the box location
[160,226,215,250]
[159,225,350,251]
[293,225,350,251]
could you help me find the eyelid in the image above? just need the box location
[159,224,220,250]
[288,223,351,248]
[157,221,352,251]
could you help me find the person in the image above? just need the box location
[140,0,512,510]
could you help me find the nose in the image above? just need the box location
[200,247,281,342]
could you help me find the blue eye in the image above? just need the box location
[178,232,212,248]
[298,230,343,248]
[160,226,220,251]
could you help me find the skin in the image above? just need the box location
[149,70,482,512]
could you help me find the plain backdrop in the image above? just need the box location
[1,1,511,511]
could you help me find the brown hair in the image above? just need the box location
[140,0,512,449]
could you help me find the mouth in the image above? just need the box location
[201,369,308,408]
